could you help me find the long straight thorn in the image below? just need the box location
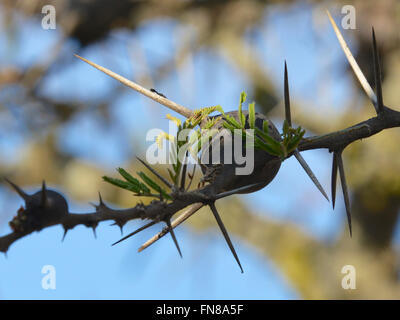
[326,11,378,110]
[331,152,338,209]
[209,202,243,273]
[74,54,193,118]
[112,220,157,246]
[180,152,188,190]
[4,178,30,201]
[336,151,352,237]
[166,219,182,258]
[372,27,384,113]
[283,63,328,201]
[215,182,266,200]
[294,151,329,201]
[284,61,292,126]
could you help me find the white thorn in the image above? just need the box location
[326,11,377,107]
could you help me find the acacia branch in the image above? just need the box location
[1,103,399,256]
[0,184,213,253]
[298,106,400,152]
[1,12,399,268]
[3,47,400,256]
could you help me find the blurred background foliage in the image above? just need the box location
[0,0,399,299]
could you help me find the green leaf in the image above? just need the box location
[138,181,151,194]
[102,176,141,193]
[224,114,242,129]
[137,172,172,200]
[254,128,283,155]
[117,168,140,187]
[283,120,290,135]
[214,105,225,115]
[222,121,237,131]
[255,127,269,141]
[253,139,281,156]
[248,102,255,129]
[239,91,247,106]
[238,91,247,128]
[204,117,220,129]
[262,120,269,135]
[286,129,305,153]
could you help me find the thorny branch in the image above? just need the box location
[1,12,399,272]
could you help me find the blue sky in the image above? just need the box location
[0,2,398,299]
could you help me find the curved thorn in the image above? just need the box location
[331,152,338,210]
[284,61,292,126]
[136,157,173,189]
[372,27,384,113]
[294,151,329,202]
[112,220,157,246]
[4,178,30,201]
[109,221,125,235]
[62,228,68,242]
[209,202,243,273]
[98,192,104,206]
[166,219,182,258]
[326,11,377,110]
[92,227,97,239]
[74,54,193,118]
[336,151,352,237]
